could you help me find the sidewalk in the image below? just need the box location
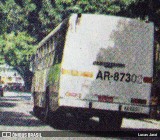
[122,117,160,130]
[4,91,32,96]
[142,118,160,126]
[2,91,34,105]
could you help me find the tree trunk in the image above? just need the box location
[23,69,33,92]
[13,65,33,92]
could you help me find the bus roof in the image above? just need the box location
[37,19,68,50]
[37,13,153,50]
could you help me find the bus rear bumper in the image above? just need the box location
[59,98,119,110]
[58,98,150,116]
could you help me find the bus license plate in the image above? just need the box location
[121,105,140,112]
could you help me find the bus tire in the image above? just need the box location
[74,113,90,123]
[40,97,52,123]
[33,106,40,117]
[99,113,122,131]
[40,87,52,123]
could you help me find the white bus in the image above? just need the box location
[31,14,157,130]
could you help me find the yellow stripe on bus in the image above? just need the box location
[62,69,93,78]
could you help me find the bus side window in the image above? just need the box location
[46,42,49,55]
[40,47,42,58]
[45,56,48,68]
[49,52,54,66]
[42,47,44,58]
[35,53,38,70]
[51,50,55,66]
[41,58,44,69]
[53,44,58,64]
[51,37,55,52]
[46,55,49,67]
[48,40,51,53]
[45,44,47,55]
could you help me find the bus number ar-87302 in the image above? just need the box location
[96,70,143,84]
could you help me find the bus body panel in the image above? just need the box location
[59,14,154,115]
[32,19,68,110]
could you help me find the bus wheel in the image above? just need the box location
[99,113,122,131]
[33,106,40,117]
[74,113,90,123]
[40,101,51,123]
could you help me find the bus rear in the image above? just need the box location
[59,14,154,118]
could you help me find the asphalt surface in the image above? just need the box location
[0,91,159,139]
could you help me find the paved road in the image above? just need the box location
[0,91,54,132]
[0,91,160,138]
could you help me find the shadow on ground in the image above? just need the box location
[33,112,159,137]
[1,96,31,100]
[0,95,44,127]
[0,102,16,107]
[0,111,46,127]
[0,98,21,101]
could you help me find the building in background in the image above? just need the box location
[0,64,24,91]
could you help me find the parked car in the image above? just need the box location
[0,85,4,97]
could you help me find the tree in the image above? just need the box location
[0,32,36,90]
[0,0,37,90]
[27,0,125,41]
[0,0,160,91]
[0,0,36,33]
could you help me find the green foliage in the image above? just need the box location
[0,32,36,67]
[0,0,160,89]
[1,0,156,43]
[0,0,36,34]
[121,0,138,6]
[48,64,61,84]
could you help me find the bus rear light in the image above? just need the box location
[131,98,147,105]
[62,69,71,75]
[62,68,93,78]
[143,77,153,83]
[65,92,81,98]
[80,72,93,78]
[98,95,113,103]
[71,70,79,76]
